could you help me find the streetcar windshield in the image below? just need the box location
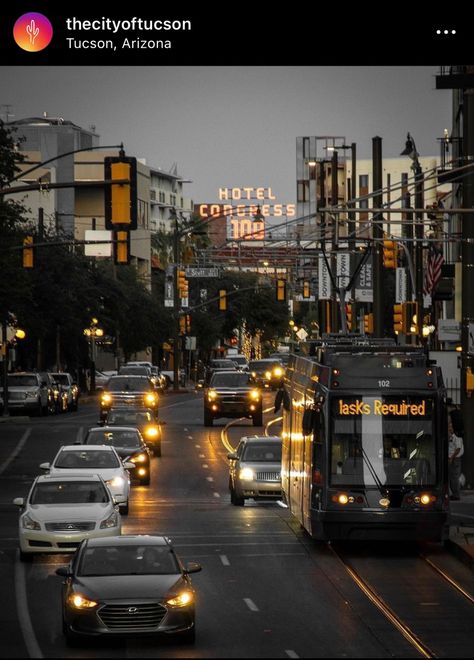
[330,396,435,487]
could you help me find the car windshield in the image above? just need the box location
[86,430,142,448]
[242,443,282,461]
[119,367,149,375]
[30,481,109,504]
[79,545,180,576]
[52,374,69,385]
[107,410,153,426]
[7,375,38,387]
[210,372,251,387]
[231,357,247,365]
[211,360,236,368]
[107,378,150,392]
[55,450,120,469]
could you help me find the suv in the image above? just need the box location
[203,370,262,427]
[102,407,163,456]
[248,359,285,390]
[51,372,79,411]
[227,435,282,506]
[0,372,49,416]
[99,375,159,421]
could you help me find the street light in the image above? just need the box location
[400,132,424,343]
[2,315,26,417]
[83,319,103,393]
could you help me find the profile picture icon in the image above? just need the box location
[13,13,53,52]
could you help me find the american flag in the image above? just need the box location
[424,243,445,295]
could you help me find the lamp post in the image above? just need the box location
[2,315,26,417]
[83,318,103,394]
[400,133,424,343]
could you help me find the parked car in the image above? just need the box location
[99,375,159,421]
[56,535,202,645]
[51,372,80,411]
[13,473,121,561]
[83,426,152,486]
[0,372,49,416]
[94,370,117,391]
[248,359,285,390]
[39,444,135,515]
[227,435,282,506]
[203,370,262,427]
[102,407,163,456]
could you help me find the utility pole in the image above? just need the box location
[331,150,339,332]
[172,210,180,392]
[2,317,9,417]
[461,87,474,487]
[372,136,384,336]
[414,163,425,343]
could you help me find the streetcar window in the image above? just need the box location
[330,396,436,487]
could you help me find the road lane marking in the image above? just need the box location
[0,428,32,475]
[76,426,83,443]
[15,550,43,658]
[206,476,214,482]
[220,554,230,566]
[195,444,201,448]
[213,492,221,498]
[202,464,208,468]
[285,651,299,658]
[187,435,193,439]
[244,598,259,611]
[199,454,206,458]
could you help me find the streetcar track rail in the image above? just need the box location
[329,544,437,659]
[419,554,474,604]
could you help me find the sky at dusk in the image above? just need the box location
[0,66,451,206]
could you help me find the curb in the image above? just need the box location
[445,536,474,570]
[0,416,30,423]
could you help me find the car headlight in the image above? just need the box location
[249,389,260,401]
[166,591,194,607]
[101,393,112,404]
[107,476,124,488]
[130,453,147,463]
[265,371,272,380]
[144,426,159,438]
[145,393,157,406]
[273,367,283,377]
[239,467,255,481]
[100,511,119,529]
[22,514,41,530]
[207,390,217,401]
[67,593,98,609]
[251,371,257,378]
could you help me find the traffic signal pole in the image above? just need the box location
[372,137,384,336]
[173,214,180,392]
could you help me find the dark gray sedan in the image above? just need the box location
[56,535,202,646]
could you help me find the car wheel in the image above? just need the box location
[19,550,33,562]
[204,409,213,426]
[230,488,244,506]
[252,411,263,426]
[119,501,129,515]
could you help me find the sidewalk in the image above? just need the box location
[446,489,474,569]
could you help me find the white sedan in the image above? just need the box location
[39,444,134,514]
[13,473,121,561]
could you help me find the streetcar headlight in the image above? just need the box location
[166,591,193,607]
[239,467,255,481]
[67,593,98,609]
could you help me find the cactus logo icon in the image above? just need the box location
[13,12,53,52]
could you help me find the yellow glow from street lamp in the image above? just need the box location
[289,320,295,327]
[84,328,91,337]
[95,328,104,337]
[15,329,26,339]
[91,317,99,325]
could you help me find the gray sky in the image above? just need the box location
[1,66,451,205]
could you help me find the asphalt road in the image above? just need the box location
[1,392,474,658]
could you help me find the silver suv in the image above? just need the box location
[0,372,49,415]
[51,372,79,411]
[227,435,282,506]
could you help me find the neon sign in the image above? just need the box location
[337,400,427,416]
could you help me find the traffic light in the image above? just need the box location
[22,235,34,268]
[364,313,374,334]
[104,156,137,229]
[179,315,186,335]
[393,303,403,333]
[383,239,397,269]
[218,289,227,311]
[302,280,311,299]
[403,301,418,335]
[114,230,130,264]
[177,270,188,298]
[276,279,286,302]
[346,304,353,331]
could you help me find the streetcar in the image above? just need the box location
[275,337,449,542]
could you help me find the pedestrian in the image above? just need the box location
[448,413,464,500]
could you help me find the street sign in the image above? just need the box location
[84,230,112,257]
[395,268,407,303]
[318,257,331,300]
[185,267,219,278]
